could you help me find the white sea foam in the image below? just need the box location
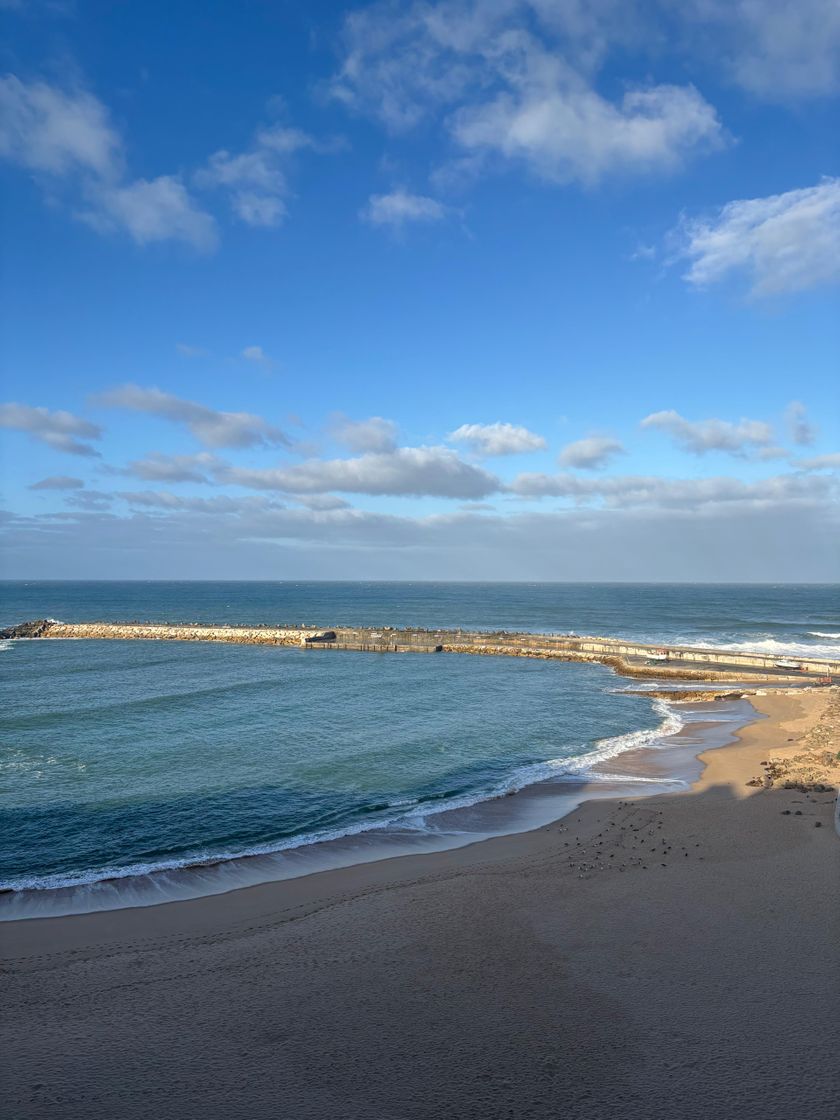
[700,637,840,659]
[1,699,686,894]
[0,640,14,652]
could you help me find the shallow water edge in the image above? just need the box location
[0,696,756,921]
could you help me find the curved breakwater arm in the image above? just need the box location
[3,618,840,683]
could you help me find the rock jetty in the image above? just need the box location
[3,618,839,684]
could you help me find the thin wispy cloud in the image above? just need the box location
[362,189,446,229]
[330,414,399,453]
[29,475,85,490]
[124,452,221,484]
[96,385,290,449]
[675,178,840,297]
[0,402,102,456]
[797,452,840,470]
[785,400,817,446]
[241,345,275,367]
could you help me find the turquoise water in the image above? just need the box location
[1,582,836,899]
[0,638,671,890]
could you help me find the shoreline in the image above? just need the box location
[0,689,754,920]
[2,687,838,1119]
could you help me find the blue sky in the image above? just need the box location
[1,0,838,580]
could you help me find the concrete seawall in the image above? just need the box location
[5,619,839,683]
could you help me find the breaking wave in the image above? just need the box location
[1,700,684,895]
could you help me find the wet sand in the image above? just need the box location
[2,690,839,1119]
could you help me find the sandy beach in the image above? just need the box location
[2,688,838,1120]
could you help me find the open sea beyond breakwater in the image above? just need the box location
[1,582,837,916]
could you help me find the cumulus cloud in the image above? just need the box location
[641,410,773,456]
[452,80,723,185]
[176,342,209,358]
[29,475,85,490]
[676,178,840,297]
[83,175,218,251]
[558,436,625,469]
[124,452,221,483]
[332,3,723,186]
[221,446,500,499]
[0,74,217,250]
[196,123,332,229]
[362,189,446,228]
[0,75,327,247]
[785,401,817,446]
[0,402,102,456]
[330,414,399,453]
[448,422,546,456]
[97,384,289,449]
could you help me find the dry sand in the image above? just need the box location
[2,690,838,1120]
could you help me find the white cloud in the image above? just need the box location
[558,436,625,469]
[676,178,840,296]
[448,422,546,456]
[785,401,817,446]
[330,414,399,453]
[0,75,216,250]
[683,0,840,98]
[509,470,836,510]
[221,446,500,498]
[176,342,209,358]
[332,4,723,186]
[798,452,840,470]
[241,345,275,366]
[362,189,446,228]
[97,384,289,449]
[65,489,113,511]
[86,175,218,251]
[451,79,724,185]
[117,492,284,514]
[294,494,352,511]
[29,475,85,490]
[124,452,221,483]
[641,410,773,455]
[0,402,102,456]
[196,122,330,229]
[0,74,121,177]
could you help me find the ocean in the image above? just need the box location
[1,582,837,916]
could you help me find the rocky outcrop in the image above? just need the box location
[0,619,55,639]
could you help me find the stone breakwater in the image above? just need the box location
[4,619,840,683]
